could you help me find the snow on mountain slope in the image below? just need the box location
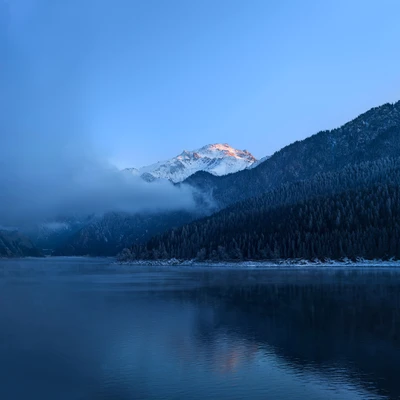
[249,155,270,168]
[125,144,258,183]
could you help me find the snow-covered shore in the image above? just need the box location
[116,258,400,268]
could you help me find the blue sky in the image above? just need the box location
[3,0,400,168]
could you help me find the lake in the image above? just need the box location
[0,258,399,400]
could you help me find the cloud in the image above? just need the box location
[0,0,195,227]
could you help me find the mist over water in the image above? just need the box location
[0,259,399,400]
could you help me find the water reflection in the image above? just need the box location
[0,259,399,399]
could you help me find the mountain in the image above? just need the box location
[53,210,197,256]
[46,143,258,256]
[0,230,43,257]
[40,100,400,258]
[129,179,400,262]
[248,155,270,169]
[126,101,400,261]
[24,216,94,254]
[124,143,257,183]
[185,101,400,209]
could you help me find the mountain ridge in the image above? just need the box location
[33,100,400,258]
[0,230,43,257]
[124,143,258,183]
[184,101,400,208]
[123,100,400,261]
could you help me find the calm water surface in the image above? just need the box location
[0,258,399,400]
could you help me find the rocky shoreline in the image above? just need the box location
[116,258,400,268]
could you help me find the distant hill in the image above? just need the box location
[43,100,400,258]
[129,180,400,261]
[53,210,196,256]
[127,113,400,262]
[0,230,43,258]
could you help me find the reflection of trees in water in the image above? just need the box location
[162,297,260,375]
[169,328,259,375]
[171,270,400,399]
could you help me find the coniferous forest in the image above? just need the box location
[44,101,400,259]
[121,102,400,262]
[7,101,399,259]
[127,157,400,261]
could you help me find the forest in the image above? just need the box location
[126,158,400,261]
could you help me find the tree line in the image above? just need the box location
[124,158,400,261]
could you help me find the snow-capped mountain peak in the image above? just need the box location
[125,143,258,183]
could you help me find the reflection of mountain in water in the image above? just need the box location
[168,269,400,399]
[0,261,398,399]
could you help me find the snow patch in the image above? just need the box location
[123,143,261,183]
[116,258,400,269]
